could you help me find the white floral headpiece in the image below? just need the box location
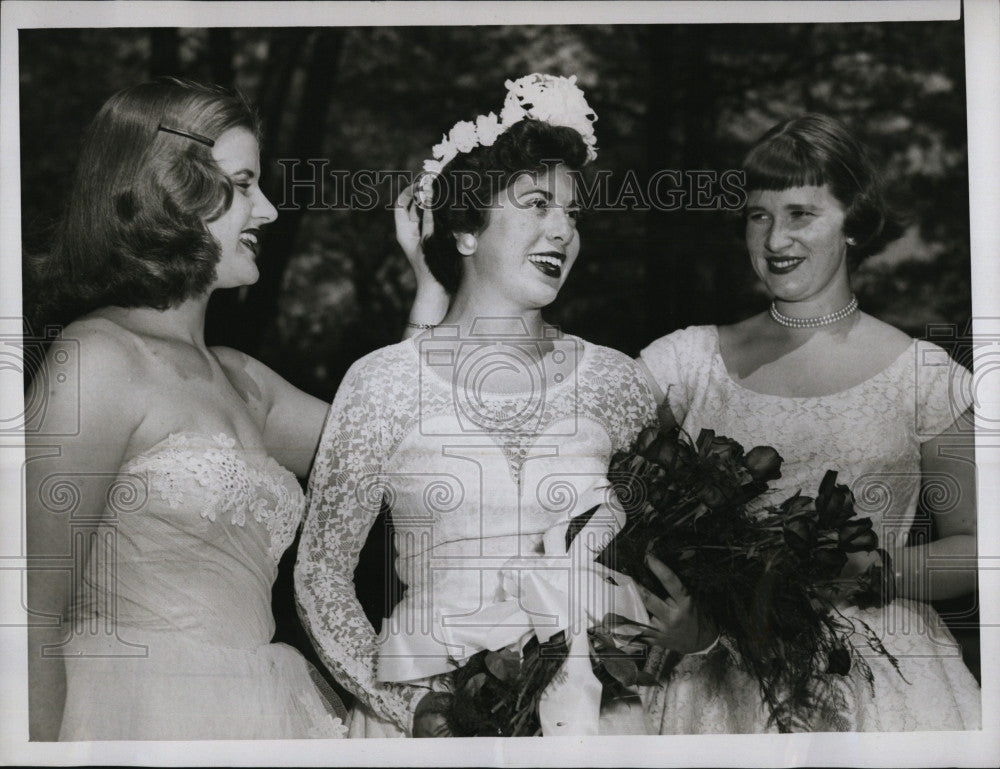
[416,73,598,207]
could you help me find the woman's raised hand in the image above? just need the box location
[396,183,449,336]
[395,183,435,284]
[637,554,718,655]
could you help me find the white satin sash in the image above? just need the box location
[376,506,648,735]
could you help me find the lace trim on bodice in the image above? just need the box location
[121,432,304,561]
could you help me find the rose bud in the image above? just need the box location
[639,437,664,463]
[653,437,678,468]
[813,546,848,577]
[838,518,878,553]
[634,426,659,455]
[783,514,817,552]
[847,560,891,610]
[818,488,856,529]
[744,446,783,482]
[646,438,673,468]
[706,435,743,464]
[780,494,817,518]
[816,471,856,528]
[815,470,837,509]
[697,482,730,508]
[645,482,668,510]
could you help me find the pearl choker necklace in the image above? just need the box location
[769,295,859,329]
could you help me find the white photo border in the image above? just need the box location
[1,1,997,766]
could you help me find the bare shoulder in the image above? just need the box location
[61,315,145,360]
[210,346,280,405]
[49,316,150,389]
[211,345,279,381]
[212,345,262,377]
[211,346,327,476]
[28,317,146,437]
[211,344,256,369]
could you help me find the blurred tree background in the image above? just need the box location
[19,21,977,695]
[20,22,971,396]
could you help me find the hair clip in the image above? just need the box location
[157,123,215,147]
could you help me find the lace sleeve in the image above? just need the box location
[913,340,973,441]
[294,353,425,733]
[611,351,659,450]
[639,326,708,425]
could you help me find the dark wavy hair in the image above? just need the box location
[27,77,261,325]
[421,119,589,294]
[742,113,904,267]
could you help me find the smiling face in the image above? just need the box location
[745,184,852,305]
[462,163,581,310]
[206,127,278,290]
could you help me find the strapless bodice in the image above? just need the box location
[73,432,305,650]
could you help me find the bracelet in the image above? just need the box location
[877,548,898,604]
[406,321,438,330]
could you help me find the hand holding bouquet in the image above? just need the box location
[600,425,900,731]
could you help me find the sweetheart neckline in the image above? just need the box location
[120,431,295,480]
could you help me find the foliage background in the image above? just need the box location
[19,21,977,701]
[20,23,972,395]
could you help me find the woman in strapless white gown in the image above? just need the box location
[25,78,347,740]
[639,114,981,732]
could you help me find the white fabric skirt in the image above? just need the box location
[58,630,348,740]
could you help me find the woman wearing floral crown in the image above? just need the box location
[295,74,713,737]
[638,114,980,732]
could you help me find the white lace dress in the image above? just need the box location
[296,335,658,736]
[639,325,982,732]
[57,432,348,740]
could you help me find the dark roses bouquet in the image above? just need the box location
[597,425,900,731]
[441,425,899,735]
